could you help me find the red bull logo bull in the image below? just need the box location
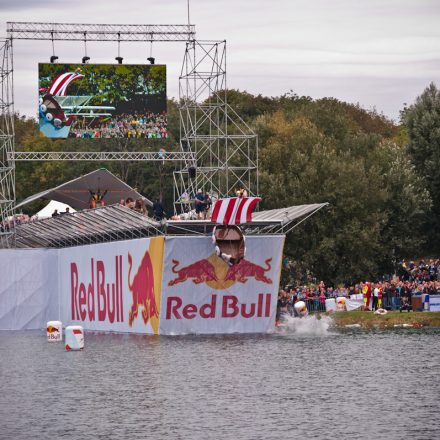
[46,325,59,333]
[224,258,272,284]
[168,258,218,286]
[168,254,272,290]
[128,251,158,327]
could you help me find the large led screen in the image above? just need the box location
[38,63,167,139]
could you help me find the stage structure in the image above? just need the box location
[9,151,196,162]
[0,39,15,247]
[174,40,258,213]
[1,22,259,246]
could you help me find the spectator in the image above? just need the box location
[69,111,167,139]
[153,198,165,221]
[203,192,212,220]
[195,190,205,219]
[125,197,135,209]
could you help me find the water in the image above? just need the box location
[1,323,439,440]
[278,314,332,336]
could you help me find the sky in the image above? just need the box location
[1,0,439,121]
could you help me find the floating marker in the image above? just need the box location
[325,298,337,312]
[336,297,346,311]
[47,321,62,342]
[65,325,84,351]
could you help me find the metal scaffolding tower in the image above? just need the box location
[174,40,258,213]
[2,22,260,240]
[0,39,15,247]
[2,22,199,246]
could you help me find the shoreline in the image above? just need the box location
[330,311,440,329]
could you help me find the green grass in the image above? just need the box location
[331,311,440,329]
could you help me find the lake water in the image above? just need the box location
[1,320,439,439]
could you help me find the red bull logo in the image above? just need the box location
[70,256,123,323]
[165,253,274,321]
[47,325,59,333]
[128,251,158,327]
[166,293,272,320]
[168,254,272,290]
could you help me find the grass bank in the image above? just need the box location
[331,311,440,329]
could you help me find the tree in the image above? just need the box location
[403,82,440,252]
[257,108,429,284]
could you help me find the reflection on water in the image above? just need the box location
[1,328,439,440]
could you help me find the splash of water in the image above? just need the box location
[277,314,332,336]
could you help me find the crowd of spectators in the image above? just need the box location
[0,213,33,232]
[69,111,167,139]
[120,197,148,215]
[278,259,440,316]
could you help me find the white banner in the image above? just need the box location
[429,295,440,312]
[159,235,285,334]
[346,295,364,311]
[0,249,58,330]
[58,237,164,334]
[1,234,285,335]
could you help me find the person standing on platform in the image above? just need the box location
[195,189,205,219]
[153,198,165,221]
[203,191,212,219]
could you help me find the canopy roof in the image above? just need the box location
[8,202,328,249]
[15,168,152,211]
[13,204,160,248]
[166,203,328,235]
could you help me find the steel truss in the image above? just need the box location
[7,22,195,42]
[174,40,258,213]
[2,21,198,246]
[9,151,196,161]
[0,39,15,247]
[3,23,260,239]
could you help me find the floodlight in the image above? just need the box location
[50,55,58,63]
[82,56,90,64]
[115,56,123,64]
[147,57,155,65]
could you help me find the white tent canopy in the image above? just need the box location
[35,200,76,219]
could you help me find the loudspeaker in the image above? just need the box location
[188,167,196,179]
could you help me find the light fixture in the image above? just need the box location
[82,56,90,64]
[147,57,155,65]
[115,56,123,64]
[50,55,58,63]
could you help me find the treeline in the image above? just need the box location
[12,84,440,284]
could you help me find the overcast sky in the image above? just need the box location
[1,0,439,121]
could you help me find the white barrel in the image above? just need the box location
[325,298,337,312]
[294,300,308,317]
[46,321,62,342]
[65,325,84,351]
[336,297,346,311]
[423,294,430,311]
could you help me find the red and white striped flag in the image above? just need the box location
[48,72,84,96]
[211,197,261,225]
